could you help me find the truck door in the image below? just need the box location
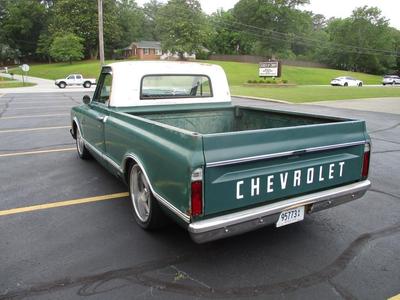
[75,74,83,85]
[66,75,75,86]
[84,70,112,156]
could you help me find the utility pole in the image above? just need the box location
[98,0,105,65]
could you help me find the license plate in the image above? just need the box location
[276,206,305,227]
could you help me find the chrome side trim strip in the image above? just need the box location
[206,140,366,168]
[189,180,371,235]
[123,154,191,224]
[82,140,191,223]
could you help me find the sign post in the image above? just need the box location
[259,61,281,78]
[21,64,30,86]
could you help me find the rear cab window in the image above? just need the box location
[140,75,213,100]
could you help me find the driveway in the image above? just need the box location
[0,92,399,300]
[0,73,96,94]
[311,97,400,115]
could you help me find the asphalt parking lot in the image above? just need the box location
[0,92,399,300]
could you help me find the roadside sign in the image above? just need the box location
[259,61,280,77]
[21,64,30,72]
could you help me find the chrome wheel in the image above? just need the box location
[130,165,151,222]
[76,127,84,156]
[75,123,90,159]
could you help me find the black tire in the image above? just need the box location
[358,82,363,87]
[75,124,91,159]
[83,81,91,88]
[392,81,396,86]
[128,164,165,230]
[344,82,348,87]
[58,82,66,89]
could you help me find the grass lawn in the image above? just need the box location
[8,59,400,102]
[0,81,36,88]
[0,76,36,88]
[9,60,110,80]
[204,60,383,85]
[230,85,400,103]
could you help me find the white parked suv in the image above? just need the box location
[382,75,400,86]
[55,74,96,89]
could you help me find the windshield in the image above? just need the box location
[141,75,213,100]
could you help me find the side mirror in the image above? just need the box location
[82,95,91,104]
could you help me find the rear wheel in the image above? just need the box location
[129,164,165,229]
[392,81,396,86]
[344,82,348,87]
[83,81,91,88]
[358,82,363,87]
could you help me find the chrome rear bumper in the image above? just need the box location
[188,180,371,243]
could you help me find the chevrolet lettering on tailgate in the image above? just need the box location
[236,161,345,199]
[70,61,371,243]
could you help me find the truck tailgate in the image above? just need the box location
[202,121,367,216]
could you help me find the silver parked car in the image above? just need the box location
[382,75,400,86]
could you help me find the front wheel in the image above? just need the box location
[129,164,165,229]
[58,82,66,89]
[358,82,363,87]
[83,81,91,88]
[344,82,348,87]
[75,124,91,159]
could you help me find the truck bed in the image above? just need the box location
[126,106,341,134]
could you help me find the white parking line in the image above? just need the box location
[10,106,72,110]
[0,147,75,158]
[0,126,70,134]
[0,113,69,120]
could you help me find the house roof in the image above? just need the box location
[130,41,161,49]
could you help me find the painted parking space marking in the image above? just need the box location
[0,192,129,217]
[0,147,75,158]
[0,113,69,120]
[0,126,69,134]
[9,106,72,110]
[3,101,73,105]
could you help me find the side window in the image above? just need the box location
[76,75,82,80]
[94,73,112,105]
[67,75,75,80]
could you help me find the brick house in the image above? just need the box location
[123,41,162,60]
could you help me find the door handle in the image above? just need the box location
[96,116,108,123]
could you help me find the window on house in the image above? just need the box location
[144,48,149,55]
[155,49,162,55]
[141,75,213,100]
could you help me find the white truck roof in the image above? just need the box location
[106,61,231,107]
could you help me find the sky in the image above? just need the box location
[136,0,400,30]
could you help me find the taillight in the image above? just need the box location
[190,168,203,217]
[362,143,370,179]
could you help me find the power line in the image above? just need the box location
[209,18,400,57]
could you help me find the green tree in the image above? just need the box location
[156,0,207,59]
[322,6,396,74]
[207,10,253,55]
[231,0,311,58]
[142,0,164,40]
[50,33,84,64]
[116,0,146,47]
[0,0,46,59]
[49,0,122,59]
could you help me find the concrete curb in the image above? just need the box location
[232,94,291,104]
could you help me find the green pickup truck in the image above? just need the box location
[70,61,371,243]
